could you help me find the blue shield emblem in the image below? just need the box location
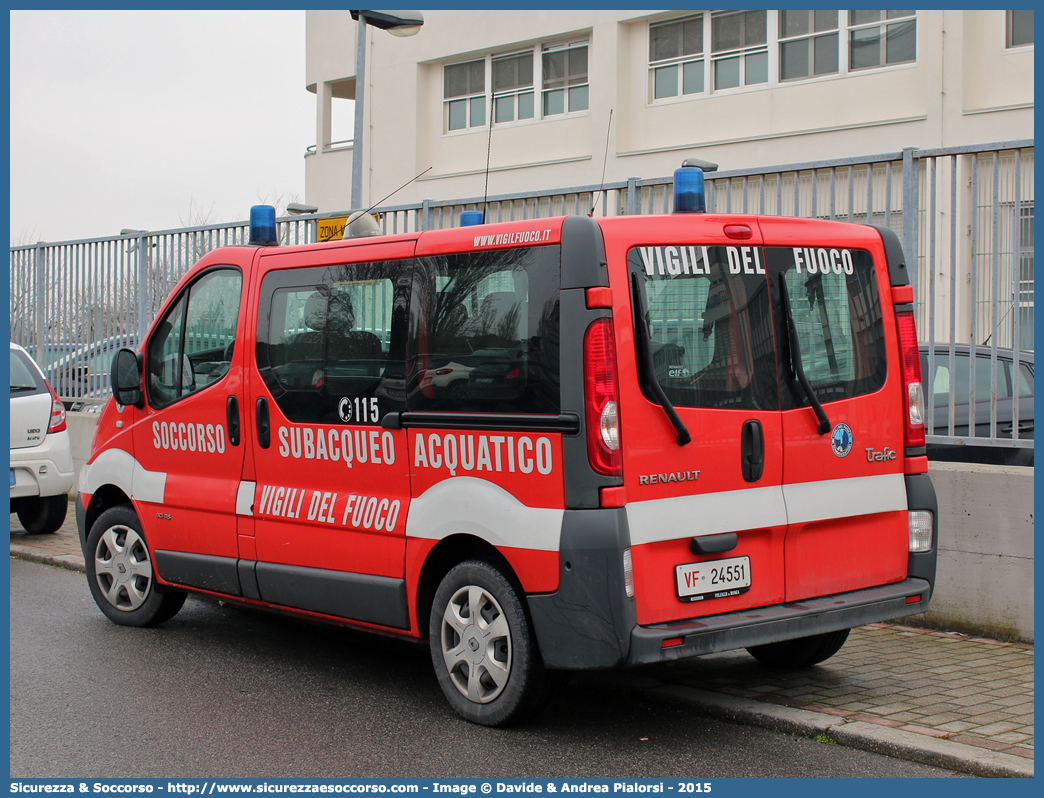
[830,423,854,458]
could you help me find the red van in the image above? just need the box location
[77,166,937,726]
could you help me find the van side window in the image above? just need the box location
[146,268,242,409]
[628,246,778,410]
[767,247,886,406]
[255,261,411,424]
[409,246,561,414]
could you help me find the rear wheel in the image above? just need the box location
[747,628,850,669]
[16,495,68,535]
[429,560,552,726]
[85,505,186,627]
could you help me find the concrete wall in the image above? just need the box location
[912,462,1035,643]
[64,412,1033,641]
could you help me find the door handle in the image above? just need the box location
[226,395,240,447]
[741,419,764,483]
[256,396,271,449]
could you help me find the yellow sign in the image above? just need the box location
[318,217,349,242]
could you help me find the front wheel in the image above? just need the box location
[746,628,850,669]
[429,560,552,726]
[85,505,186,627]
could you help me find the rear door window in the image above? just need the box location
[767,247,887,407]
[628,245,778,410]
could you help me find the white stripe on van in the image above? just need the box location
[236,481,256,516]
[627,484,787,546]
[405,476,563,552]
[79,448,166,505]
[782,473,907,525]
[626,474,907,546]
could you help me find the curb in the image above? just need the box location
[10,545,86,573]
[640,683,1033,778]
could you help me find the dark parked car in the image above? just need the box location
[45,336,138,408]
[919,344,1033,466]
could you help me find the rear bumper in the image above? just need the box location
[9,431,76,499]
[625,577,931,666]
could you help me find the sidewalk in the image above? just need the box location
[11,503,1033,778]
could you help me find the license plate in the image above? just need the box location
[10,469,15,486]
[676,556,751,602]
[473,377,494,384]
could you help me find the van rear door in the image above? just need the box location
[761,219,909,601]
[605,216,788,626]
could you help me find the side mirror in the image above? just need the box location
[110,348,143,409]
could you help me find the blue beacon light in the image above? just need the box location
[460,210,484,226]
[249,205,278,245]
[673,157,719,214]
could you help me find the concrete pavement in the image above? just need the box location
[11,502,1033,778]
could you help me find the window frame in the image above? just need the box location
[1006,10,1034,49]
[443,58,487,133]
[442,39,589,134]
[777,10,840,82]
[847,10,917,72]
[646,10,919,105]
[492,50,536,125]
[648,15,706,100]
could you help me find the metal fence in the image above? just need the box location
[10,140,1033,452]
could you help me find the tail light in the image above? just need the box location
[505,367,520,380]
[45,382,67,434]
[895,311,925,448]
[583,318,622,476]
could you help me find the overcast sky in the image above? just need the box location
[9,10,324,245]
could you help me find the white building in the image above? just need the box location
[303,9,1033,213]
[304,10,1033,350]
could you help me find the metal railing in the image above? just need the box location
[11,140,1033,453]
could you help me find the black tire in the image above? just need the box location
[85,504,186,627]
[747,628,850,669]
[17,495,68,535]
[429,560,552,726]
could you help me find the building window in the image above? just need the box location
[444,59,485,131]
[492,51,534,123]
[1007,10,1034,48]
[711,10,767,90]
[848,10,916,71]
[779,10,839,81]
[542,41,589,116]
[443,41,588,133]
[649,15,705,99]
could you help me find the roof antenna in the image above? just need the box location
[481,93,494,222]
[345,166,433,237]
[589,109,613,217]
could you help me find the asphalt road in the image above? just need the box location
[10,558,970,779]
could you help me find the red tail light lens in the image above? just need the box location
[583,318,622,476]
[45,382,67,434]
[895,311,925,448]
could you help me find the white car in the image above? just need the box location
[10,342,75,534]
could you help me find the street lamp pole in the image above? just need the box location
[348,10,424,211]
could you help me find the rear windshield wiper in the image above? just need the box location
[630,272,691,446]
[779,276,831,435]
